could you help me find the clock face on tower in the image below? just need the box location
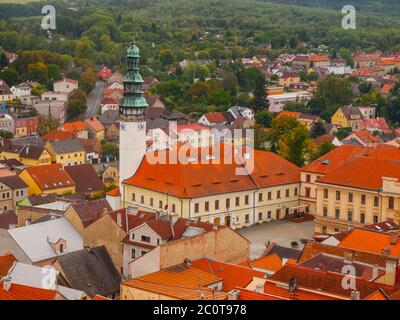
[137,121,145,130]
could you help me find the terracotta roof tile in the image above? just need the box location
[84,117,105,132]
[22,164,75,191]
[42,130,75,142]
[0,283,58,300]
[248,253,283,272]
[63,121,86,133]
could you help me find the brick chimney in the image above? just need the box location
[390,233,399,245]
[351,290,360,300]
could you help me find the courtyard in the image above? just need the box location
[238,220,315,259]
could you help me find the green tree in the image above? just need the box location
[0,68,19,86]
[278,125,311,167]
[253,73,268,112]
[159,49,174,66]
[267,115,299,152]
[68,89,87,119]
[37,116,60,135]
[252,124,268,150]
[310,120,326,138]
[0,52,8,69]
[255,110,273,127]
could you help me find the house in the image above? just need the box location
[120,263,227,300]
[62,121,88,139]
[53,79,78,94]
[101,97,119,114]
[353,54,381,68]
[314,152,400,234]
[342,130,380,147]
[278,71,301,87]
[267,92,311,113]
[42,130,75,142]
[142,77,158,92]
[19,163,76,196]
[0,114,14,134]
[313,133,342,147]
[0,144,52,167]
[119,144,301,229]
[300,145,372,215]
[102,165,119,185]
[78,138,102,164]
[53,246,120,299]
[64,164,104,195]
[0,280,65,300]
[84,117,105,141]
[13,116,39,137]
[10,82,33,99]
[357,117,390,133]
[0,80,13,102]
[46,139,85,167]
[198,112,235,126]
[7,217,83,265]
[308,56,331,68]
[0,175,28,211]
[103,88,123,101]
[41,91,69,103]
[99,110,119,128]
[33,100,67,124]
[98,67,112,80]
[331,105,365,129]
[228,106,254,121]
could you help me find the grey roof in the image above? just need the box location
[49,139,84,154]
[99,110,119,126]
[0,175,28,189]
[11,135,45,147]
[269,245,302,261]
[57,246,121,297]
[146,118,170,130]
[0,229,32,264]
[342,138,362,146]
[8,218,83,263]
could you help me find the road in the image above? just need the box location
[84,80,106,119]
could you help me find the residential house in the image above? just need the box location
[13,117,39,137]
[228,106,254,121]
[0,175,28,211]
[278,72,301,87]
[46,139,85,167]
[53,246,120,299]
[198,112,235,127]
[62,121,88,139]
[53,78,78,94]
[0,144,52,167]
[41,91,69,103]
[42,130,75,142]
[342,130,380,148]
[10,82,33,99]
[33,100,67,124]
[102,165,119,186]
[331,105,365,129]
[19,164,76,196]
[101,97,119,114]
[0,80,13,102]
[17,200,70,227]
[7,217,83,266]
[78,138,102,164]
[0,210,17,229]
[353,54,381,68]
[84,117,105,141]
[64,164,104,195]
[98,67,112,80]
[357,117,390,133]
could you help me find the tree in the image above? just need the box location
[312,75,353,121]
[267,115,300,152]
[68,89,87,119]
[31,85,48,96]
[0,68,19,86]
[253,73,268,112]
[252,124,268,150]
[284,101,308,113]
[37,116,60,135]
[159,49,174,66]
[278,125,311,167]
[316,141,336,158]
[0,52,8,69]
[384,81,400,126]
[220,71,238,96]
[0,130,13,138]
[255,110,273,127]
[79,67,97,94]
[310,120,326,138]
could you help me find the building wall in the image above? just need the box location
[0,149,52,167]
[64,206,85,235]
[122,183,300,230]
[83,214,126,273]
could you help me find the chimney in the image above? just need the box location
[385,258,397,286]
[382,247,392,256]
[228,289,240,300]
[344,252,353,264]
[184,258,192,266]
[255,283,264,293]
[390,233,399,245]
[2,276,12,291]
[288,278,297,293]
[116,212,122,227]
[351,290,360,300]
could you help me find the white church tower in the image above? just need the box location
[119,37,148,203]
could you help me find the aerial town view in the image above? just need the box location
[0,0,399,312]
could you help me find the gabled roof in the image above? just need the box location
[57,246,120,298]
[8,218,83,263]
[84,117,105,132]
[0,210,17,230]
[202,112,227,124]
[64,164,104,193]
[270,264,396,299]
[69,199,111,228]
[63,121,86,133]
[22,164,75,191]
[0,175,27,190]
[0,282,58,300]
[42,130,75,142]
[48,139,84,154]
[191,258,264,291]
[351,129,380,144]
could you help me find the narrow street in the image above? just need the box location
[84,80,106,119]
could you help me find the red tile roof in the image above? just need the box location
[301,145,371,174]
[22,163,75,191]
[191,258,264,291]
[106,187,120,196]
[237,287,286,300]
[352,129,380,143]
[0,283,58,300]
[318,156,400,191]
[357,118,390,132]
[84,117,105,132]
[203,112,227,124]
[247,253,283,272]
[63,121,86,133]
[0,253,16,277]
[269,264,396,299]
[308,55,330,62]
[42,130,75,142]
[276,111,301,119]
[101,97,118,105]
[124,145,300,198]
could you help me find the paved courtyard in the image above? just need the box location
[238,220,315,259]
